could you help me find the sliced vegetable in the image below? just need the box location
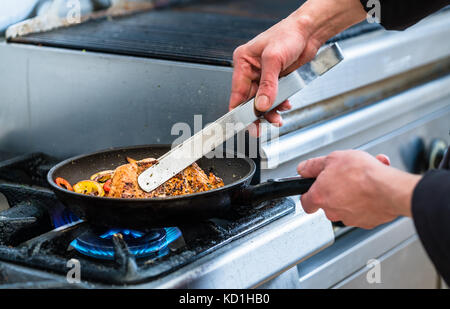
[73,180,105,197]
[90,170,114,183]
[55,177,73,191]
[103,179,112,193]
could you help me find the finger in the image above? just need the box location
[275,100,291,112]
[231,81,259,111]
[300,189,321,214]
[255,49,283,112]
[229,71,254,110]
[297,157,326,178]
[263,110,283,127]
[376,154,391,166]
[229,53,260,110]
[247,81,259,103]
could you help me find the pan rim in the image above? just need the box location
[47,144,256,202]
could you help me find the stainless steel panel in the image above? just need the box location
[258,266,302,289]
[262,74,450,170]
[297,218,418,289]
[261,75,450,176]
[276,58,450,138]
[133,206,333,288]
[0,43,233,158]
[334,236,438,289]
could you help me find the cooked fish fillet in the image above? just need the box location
[108,158,224,199]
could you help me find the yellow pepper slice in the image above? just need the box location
[73,180,105,197]
[90,170,114,183]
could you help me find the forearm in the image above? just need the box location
[371,166,421,218]
[289,0,367,46]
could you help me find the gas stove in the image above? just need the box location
[0,152,296,287]
[1,0,448,289]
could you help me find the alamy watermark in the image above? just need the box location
[66,258,81,284]
[43,0,82,25]
[66,0,81,25]
[365,0,381,24]
[169,115,280,168]
[366,258,382,284]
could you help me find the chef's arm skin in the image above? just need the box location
[297,150,421,229]
[228,0,367,131]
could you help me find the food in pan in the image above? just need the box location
[55,177,73,191]
[54,157,225,198]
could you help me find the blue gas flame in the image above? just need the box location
[51,207,182,260]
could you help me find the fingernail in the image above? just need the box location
[297,162,305,174]
[376,154,391,166]
[255,95,270,111]
[272,120,282,127]
[272,114,283,127]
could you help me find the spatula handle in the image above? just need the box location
[269,43,344,112]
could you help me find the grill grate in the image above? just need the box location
[9,0,381,66]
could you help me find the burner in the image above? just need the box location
[51,207,181,260]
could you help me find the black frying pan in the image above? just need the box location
[47,145,314,229]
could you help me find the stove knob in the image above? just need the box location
[400,137,426,174]
[427,139,448,170]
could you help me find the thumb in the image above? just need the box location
[297,156,326,178]
[255,49,282,113]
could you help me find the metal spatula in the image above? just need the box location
[138,43,344,192]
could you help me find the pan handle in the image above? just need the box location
[236,176,315,206]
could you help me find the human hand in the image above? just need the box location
[297,150,421,229]
[229,0,367,135]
